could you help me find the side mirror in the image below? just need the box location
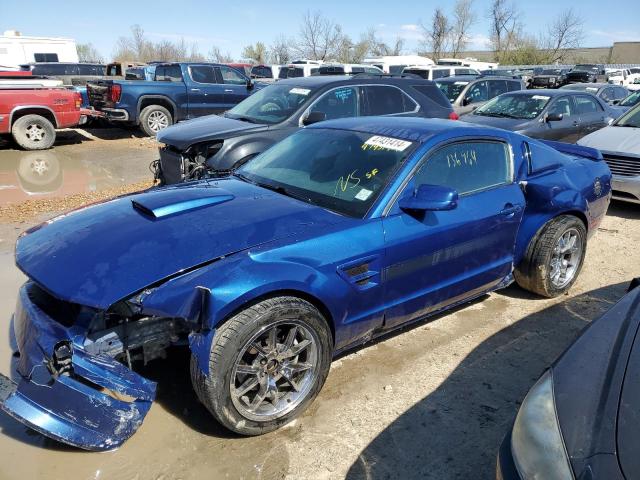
[301,111,326,126]
[399,184,458,212]
[612,99,620,105]
[462,97,471,106]
[545,112,563,122]
[246,79,254,90]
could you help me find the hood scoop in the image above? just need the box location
[132,186,234,219]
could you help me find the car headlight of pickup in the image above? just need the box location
[511,370,573,479]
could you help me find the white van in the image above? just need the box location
[363,55,434,74]
[402,65,480,80]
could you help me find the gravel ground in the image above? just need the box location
[0,133,638,479]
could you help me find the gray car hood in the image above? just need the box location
[578,126,640,155]
[460,114,531,131]
[157,114,268,150]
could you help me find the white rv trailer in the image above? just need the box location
[437,57,499,70]
[363,55,434,74]
[0,30,79,68]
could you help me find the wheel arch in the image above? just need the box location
[10,106,58,128]
[137,95,177,120]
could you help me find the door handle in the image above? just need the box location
[224,89,234,93]
[190,88,200,92]
[500,204,521,217]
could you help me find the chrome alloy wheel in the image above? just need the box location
[147,111,169,132]
[230,321,320,422]
[549,228,583,288]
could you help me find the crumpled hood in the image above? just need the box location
[578,125,640,155]
[156,114,268,150]
[461,114,530,131]
[16,178,343,310]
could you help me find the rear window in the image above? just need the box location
[507,80,522,92]
[411,84,451,108]
[362,86,417,115]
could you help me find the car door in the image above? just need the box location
[217,65,252,109]
[381,139,525,329]
[185,65,226,116]
[539,95,581,142]
[458,80,488,114]
[574,94,607,137]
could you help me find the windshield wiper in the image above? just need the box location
[234,174,318,205]
[226,114,259,124]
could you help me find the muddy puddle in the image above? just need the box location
[0,131,156,205]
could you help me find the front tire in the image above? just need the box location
[514,215,587,298]
[11,114,56,150]
[191,296,333,435]
[139,105,172,137]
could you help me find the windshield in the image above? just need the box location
[620,91,640,107]
[236,129,415,217]
[474,93,550,119]
[435,80,468,103]
[541,69,562,75]
[615,104,640,128]
[225,84,315,125]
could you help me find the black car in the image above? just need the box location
[498,279,640,480]
[530,68,571,89]
[461,89,618,142]
[565,64,608,84]
[155,74,455,184]
[560,82,629,106]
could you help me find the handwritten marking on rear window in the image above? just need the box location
[334,170,361,196]
[362,135,412,152]
[334,88,353,101]
[446,149,477,168]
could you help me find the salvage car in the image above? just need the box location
[497,278,640,480]
[435,75,524,115]
[560,82,629,108]
[530,68,570,89]
[154,75,456,184]
[0,117,611,450]
[565,64,608,84]
[578,102,640,204]
[462,89,618,142]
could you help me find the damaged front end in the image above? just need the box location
[0,282,193,451]
[153,142,226,185]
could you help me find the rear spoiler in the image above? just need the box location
[540,140,603,162]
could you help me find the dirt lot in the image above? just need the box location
[0,132,638,479]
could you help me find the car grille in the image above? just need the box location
[603,153,640,177]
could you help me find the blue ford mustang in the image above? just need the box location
[0,117,611,450]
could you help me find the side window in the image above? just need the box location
[219,66,247,85]
[614,87,628,100]
[365,67,381,74]
[488,80,508,98]
[188,65,216,83]
[34,53,59,62]
[547,97,574,117]
[455,68,473,75]
[600,88,614,102]
[574,95,602,113]
[466,81,488,103]
[432,69,450,79]
[507,80,522,92]
[157,65,183,82]
[78,64,105,75]
[309,86,359,120]
[362,85,417,115]
[412,141,511,196]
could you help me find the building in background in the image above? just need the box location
[0,30,78,68]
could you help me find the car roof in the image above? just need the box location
[307,116,501,143]
[277,75,438,88]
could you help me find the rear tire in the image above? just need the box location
[191,296,333,436]
[11,114,56,150]
[139,105,172,137]
[514,215,587,298]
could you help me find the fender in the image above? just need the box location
[136,95,179,123]
[207,128,294,171]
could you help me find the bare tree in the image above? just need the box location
[77,43,103,63]
[268,35,292,64]
[294,10,343,60]
[487,0,521,62]
[242,42,267,63]
[450,0,476,57]
[208,46,234,63]
[541,8,584,63]
[422,8,452,61]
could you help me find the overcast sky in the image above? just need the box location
[1,0,638,60]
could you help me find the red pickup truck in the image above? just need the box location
[0,79,87,150]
